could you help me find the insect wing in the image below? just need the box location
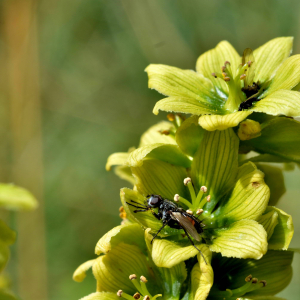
[171,212,201,241]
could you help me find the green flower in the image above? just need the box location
[146,37,300,131]
[73,223,189,300]
[107,117,296,267]
[208,249,294,300]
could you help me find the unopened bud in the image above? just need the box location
[184,177,192,186]
[238,119,261,141]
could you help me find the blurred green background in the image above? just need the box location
[0,0,299,299]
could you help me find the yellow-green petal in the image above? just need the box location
[114,166,135,185]
[258,209,279,241]
[198,111,252,131]
[209,219,267,259]
[73,259,96,282]
[265,207,294,250]
[139,121,176,146]
[191,128,239,212]
[153,97,222,116]
[95,223,145,255]
[151,238,200,268]
[196,41,240,94]
[0,184,38,210]
[146,64,220,102]
[0,220,16,245]
[190,246,213,300]
[0,241,10,272]
[261,54,300,97]
[93,243,154,294]
[127,143,191,168]
[252,90,300,117]
[253,37,293,84]
[213,162,269,224]
[106,153,130,171]
[79,292,119,300]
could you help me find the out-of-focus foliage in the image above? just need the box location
[0,0,300,299]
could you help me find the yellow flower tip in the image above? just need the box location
[174,194,180,202]
[245,274,253,282]
[129,274,137,280]
[140,275,148,283]
[200,186,207,193]
[133,293,141,299]
[196,209,204,215]
[183,177,192,186]
[167,113,175,121]
[117,290,123,297]
[238,119,261,141]
[186,209,193,214]
[206,195,211,202]
[143,296,150,300]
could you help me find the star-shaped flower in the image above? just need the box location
[146,37,300,131]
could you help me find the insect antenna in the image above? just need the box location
[126,201,147,210]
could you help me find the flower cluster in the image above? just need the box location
[74,37,299,300]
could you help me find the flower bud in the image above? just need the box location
[238,119,261,141]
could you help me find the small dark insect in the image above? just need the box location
[126,194,207,264]
[239,82,260,111]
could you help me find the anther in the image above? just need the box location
[129,274,137,280]
[260,280,267,287]
[186,209,193,215]
[133,293,141,300]
[252,278,258,284]
[117,290,123,297]
[240,74,246,80]
[206,195,211,202]
[245,275,253,282]
[184,177,192,185]
[200,186,207,193]
[143,296,150,300]
[212,72,217,78]
[160,130,170,135]
[167,113,175,121]
[247,61,252,67]
[221,66,226,72]
[119,206,125,212]
[140,276,148,283]
[224,77,230,81]
[196,209,204,215]
[222,72,227,77]
[174,194,179,202]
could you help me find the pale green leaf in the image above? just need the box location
[106,153,129,171]
[253,37,293,84]
[145,64,221,104]
[213,162,269,224]
[153,97,222,116]
[198,111,252,131]
[261,54,300,97]
[79,292,119,300]
[95,223,145,255]
[240,117,300,163]
[196,41,240,94]
[175,116,205,157]
[265,207,294,250]
[73,259,96,282]
[93,243,155,294]
[0,184,38,211]
[191,128,239,213]
[190,247,213,300]
[209,219,267,259]
[252,90,300,117]
[132,159,189,201]
[139,121,176,146]
[127,143,191,168]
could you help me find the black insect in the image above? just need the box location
[127,194,207,264]
[239,82,261,111]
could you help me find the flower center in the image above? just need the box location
[212,59,257,112]
[117,274,162,300]
[209,274,267,299]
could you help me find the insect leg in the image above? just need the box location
[151,219,171,244]
[180,226,207,265]
[133,209,148,213]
